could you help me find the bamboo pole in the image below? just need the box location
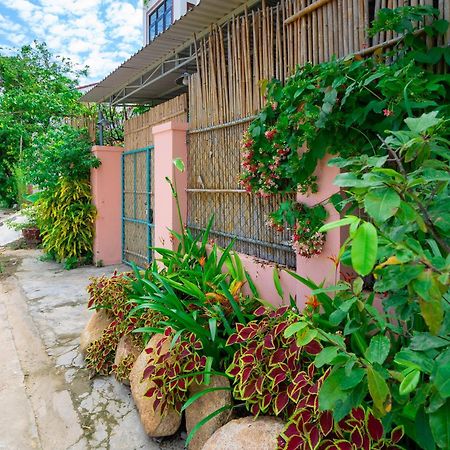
[284,0,334,24]
[318,4,324,62]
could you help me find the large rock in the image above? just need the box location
[79,309,113,354]
[129,333,181,437]
[186,375,232,450]
[114,334,143,384]
[202,416,285,450]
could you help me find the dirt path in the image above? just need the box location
[0,248,184,450]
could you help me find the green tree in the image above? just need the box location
[0,41,86,205]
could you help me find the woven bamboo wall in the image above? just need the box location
[124,94,188,150]
[187,0,449,268]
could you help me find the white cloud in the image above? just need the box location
[0,0,144,83]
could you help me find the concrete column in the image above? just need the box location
[239,155,341,309]
[152,121,188,251]
[91,145,124,266]
[294,155,341,304]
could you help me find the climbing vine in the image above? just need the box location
[241,6,450,257]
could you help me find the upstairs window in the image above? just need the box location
[149,0,173,42]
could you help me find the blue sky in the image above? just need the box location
[0,0,144,84]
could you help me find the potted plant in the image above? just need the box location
[5,206,41,245]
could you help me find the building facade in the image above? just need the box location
[143,0,199,45]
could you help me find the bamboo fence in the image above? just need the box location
[187,0,449,267]
[65,116,96,142]
[124,94,188,150]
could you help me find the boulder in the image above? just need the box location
[186,375,232,450]
[79,309,113,354]
[129,333,181,437]
[202,416,285,450]
[114,334,143,384]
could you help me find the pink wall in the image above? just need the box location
[239,157,341,309]
[150,122,342,309]
[91,145,124,266]
[152,121,188,251]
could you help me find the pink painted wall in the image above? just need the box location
[294,155,341,305]
[151,122,342,309]
[91,145,124,266]
[239,156,341,309]
[152,121,188,251]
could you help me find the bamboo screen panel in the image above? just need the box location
[187,0,449,268]
[124,94,188,150]
[65,116,96,142]
[188,121,296,268]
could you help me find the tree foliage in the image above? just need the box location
[0,42,86,205]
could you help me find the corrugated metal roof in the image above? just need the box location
[81,0,259,104]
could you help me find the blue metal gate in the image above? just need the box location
[121,146,154,267]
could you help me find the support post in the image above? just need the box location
[91,145,124,266]
[152,121,188,251]
[295,155,341,304]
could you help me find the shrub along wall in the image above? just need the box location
[81,6,449,450]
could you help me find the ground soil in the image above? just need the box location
[0,214,185,450]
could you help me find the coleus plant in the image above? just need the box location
[142,327,207,413]
[225,304,404,449]
[225,305,323,417]
[278,400,404,450]
[87,271,133,312]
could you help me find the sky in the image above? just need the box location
[0,0,144,85]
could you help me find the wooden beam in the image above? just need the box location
[284,0,334,25]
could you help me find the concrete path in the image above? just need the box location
[0,210,24,246]
[0,241,185,449]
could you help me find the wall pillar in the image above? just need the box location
[91,145,124,266]
[294,155,341,304]
[152,121,188,251]
[238,155,341,309]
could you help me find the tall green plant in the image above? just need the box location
[36,179,96,266]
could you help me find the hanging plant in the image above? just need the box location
[241,129,318,197]
[267,200,328,258]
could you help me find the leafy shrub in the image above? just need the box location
[142,328,208,413]
[226,305,322,417]
[130,217,259,372]
[36,178,96,264]
[25,125,99,190]
[240,6,449,255]
[5,205,38,231]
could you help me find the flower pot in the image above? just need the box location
[22,227,42,245]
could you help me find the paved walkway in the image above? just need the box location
[0,218,184,450]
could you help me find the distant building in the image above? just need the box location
[143,0,200,45]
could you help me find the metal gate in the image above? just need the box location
[122,146,154,267]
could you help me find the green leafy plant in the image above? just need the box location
[0,42,87,206]
[240,6,449,264]
[35,178,96,265]
[5,206,38,231]
[226,305,322,417]
[268,201,329,257]
[24,125,100,191]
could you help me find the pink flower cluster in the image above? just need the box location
[240,129,293,196]
[266,217,285,232]
[292,228,325,258]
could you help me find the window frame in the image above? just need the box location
[148,0,173,43]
